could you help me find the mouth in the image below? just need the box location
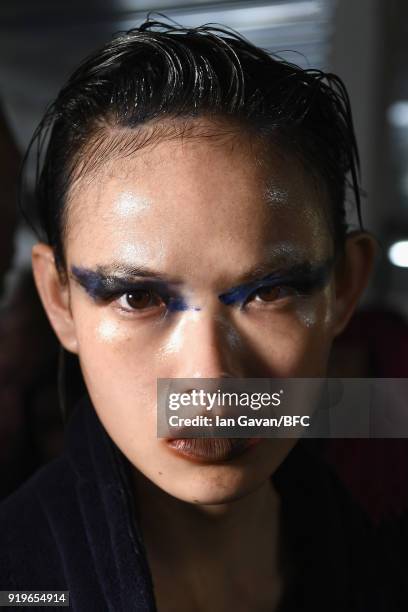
[164,437,261,463]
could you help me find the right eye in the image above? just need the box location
[116,289,166,313]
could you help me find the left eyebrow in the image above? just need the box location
[218,258,334,306]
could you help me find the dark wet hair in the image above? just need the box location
[22,17,363,270]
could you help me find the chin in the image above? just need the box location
[157,466,265,506]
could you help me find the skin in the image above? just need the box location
[32,118,376,611]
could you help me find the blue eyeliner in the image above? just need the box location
[167,296,190,313]
[71,257,333,314]
[71,266,191,312]
[218,259,334,308]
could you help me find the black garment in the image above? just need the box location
[0,396,401,611]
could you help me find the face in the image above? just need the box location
[33,119,373,504]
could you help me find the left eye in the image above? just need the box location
[250,285,296,304]
[117,290,165,311]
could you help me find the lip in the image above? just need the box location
[165,437,261,463]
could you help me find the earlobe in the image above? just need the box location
[31,243,79,354]
[332,231,378,337]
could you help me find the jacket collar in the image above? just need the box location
[64,394,157,612]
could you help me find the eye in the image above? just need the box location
[116,289,165,312]
[248,284,298,305]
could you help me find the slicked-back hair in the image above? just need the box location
[22,17,363,270]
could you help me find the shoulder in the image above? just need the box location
[0,455,75,589]
[275,441,387,610]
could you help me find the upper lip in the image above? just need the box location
[164,420,217,441]
[164,437,257,463]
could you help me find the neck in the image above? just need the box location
[132,469,282,580]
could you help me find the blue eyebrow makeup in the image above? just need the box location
[71,257,334,314]
[71,266,191,312]
[218,258,334,308]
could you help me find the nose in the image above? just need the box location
[166,309,245,379]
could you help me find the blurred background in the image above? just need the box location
[0,0,407,524]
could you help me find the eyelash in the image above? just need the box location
[115,289,169,314]
[248,284,301,305]
[107,282,304,316]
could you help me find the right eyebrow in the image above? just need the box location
[70,265,183,300]
[73,262,181,282]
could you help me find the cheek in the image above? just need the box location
[241,291,335,376]
[289,287,335,374]
[72,285,336,404]
[73,307,163,465]
[300,283,336,329]
[73,306,161,415]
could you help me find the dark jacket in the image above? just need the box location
[0,397,402,611]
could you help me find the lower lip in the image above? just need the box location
[165,437,261,463]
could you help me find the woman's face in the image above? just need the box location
[36,121,353,504]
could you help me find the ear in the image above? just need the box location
[332,231,378,337]
[31,243,79,354]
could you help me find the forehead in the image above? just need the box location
[65,122,332,276]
